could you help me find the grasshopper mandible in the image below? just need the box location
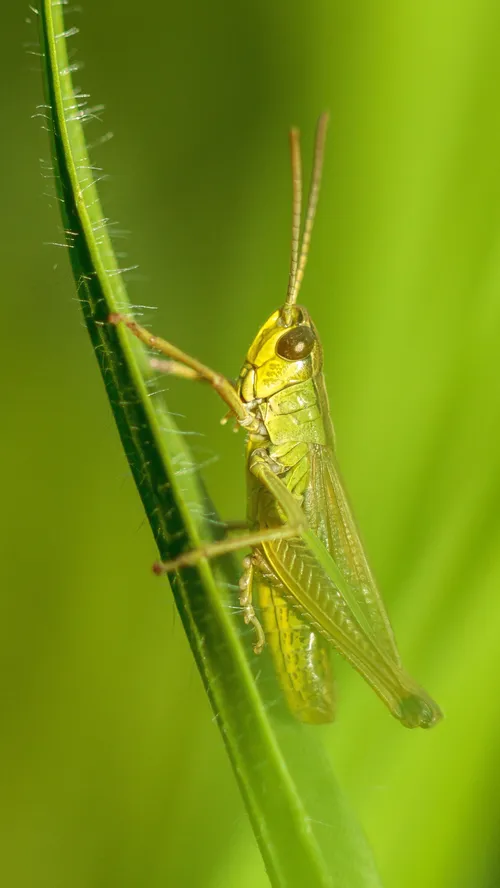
[110,113,442,729]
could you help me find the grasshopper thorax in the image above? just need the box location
[236,304,323,403]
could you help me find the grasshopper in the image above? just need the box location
[110,113,442,729]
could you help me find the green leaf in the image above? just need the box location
[37,2,382,885]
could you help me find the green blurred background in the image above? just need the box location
[3,0,500,885]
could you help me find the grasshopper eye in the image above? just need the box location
[276,325,315,362]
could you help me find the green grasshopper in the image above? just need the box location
[110,113,442,729]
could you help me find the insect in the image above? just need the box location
[110,113,442,729]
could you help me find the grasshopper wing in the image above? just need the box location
[257,446,441,729]
[306,445,400,664]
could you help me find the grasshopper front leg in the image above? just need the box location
[109,313,261,433]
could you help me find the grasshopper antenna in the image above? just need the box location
[284,112,329,317]
[282,126,303,324]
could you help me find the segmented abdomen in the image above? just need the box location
[257,572,335,724]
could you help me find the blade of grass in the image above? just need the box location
[36,2,382,885]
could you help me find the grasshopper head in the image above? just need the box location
[237,304,323,402]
